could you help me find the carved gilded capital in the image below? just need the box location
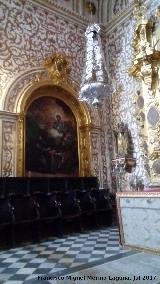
[129,4,160,92]
[17,112,25,123]
[129,52,160,91]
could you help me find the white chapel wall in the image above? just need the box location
[105,0,160,190]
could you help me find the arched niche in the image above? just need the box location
[16,80,93,177]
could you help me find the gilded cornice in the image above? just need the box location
[31,0,89,28]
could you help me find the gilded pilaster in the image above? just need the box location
[129,1,160,185]
[16,112,25,177]
[79,125,92,176]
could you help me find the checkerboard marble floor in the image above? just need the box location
[0,226,124,284]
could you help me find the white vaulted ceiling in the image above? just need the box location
[40,0,133,23]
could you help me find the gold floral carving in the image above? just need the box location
[44,53,77,92]
[44,53,70,81]
[133,0,147,22]
[86,2,96,15]
[129,2,160,92]
[79,126,92,176]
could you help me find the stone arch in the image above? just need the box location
[16,77,93,177]
[1,68,45,112]
[1,54,103,180]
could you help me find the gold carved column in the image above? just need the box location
[16,112,25,176]
[129,2,160,185]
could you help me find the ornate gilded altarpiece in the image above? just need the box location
[16,53,93,177]
[129,2,160,185]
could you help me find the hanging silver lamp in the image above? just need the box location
[79,24,109,105]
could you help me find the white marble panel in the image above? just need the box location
[120,197,160,209]
[118,194,160,253]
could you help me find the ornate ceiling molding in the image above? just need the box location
[30,0,134,31]
[105,2,135,34]
[32,0,89,28]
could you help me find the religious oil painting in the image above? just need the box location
[25,97,79,176]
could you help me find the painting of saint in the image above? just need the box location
[25,97,79,176]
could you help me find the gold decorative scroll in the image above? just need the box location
[44,52,77,91]
[129,2,160,91]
